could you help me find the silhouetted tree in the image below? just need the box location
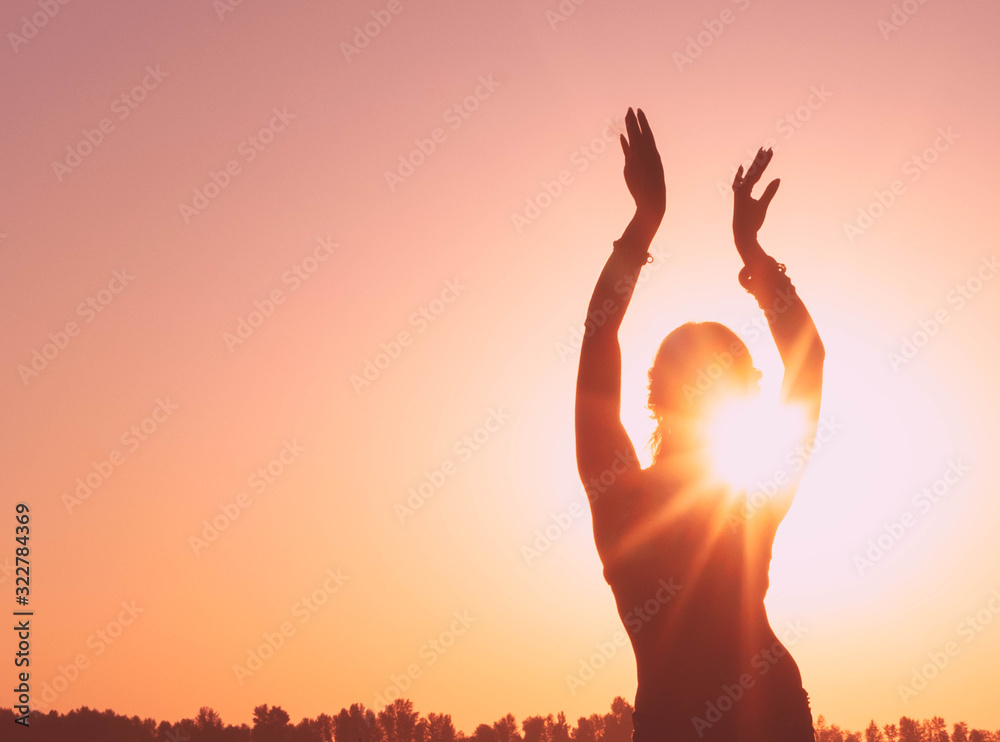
[953,722,970,742]
[335,703,380,742]
[816,716,830,739]
[546,713,570,742]
[928,717,949,742]
[601,698,632,742]
[884,723,899,742]
[252,704,292,742]
[492,713,521,742]
[136,715,160,741]
[866,720,885,742]
[157,718,190,742]
[521,716,547,742]
[291,713,334,742]
[198,707,224,730]
[378,699,419,742]
[470,724,498,742]
[570,714,600,742]
[195,707,226,742]
[67,706,108,739]
[425,712,458,742]
[899,717,922,742]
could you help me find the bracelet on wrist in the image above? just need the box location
[613,239,653,264]
[738,256,796,309]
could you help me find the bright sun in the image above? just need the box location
[705,397,809,492]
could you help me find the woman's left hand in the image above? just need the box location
[732,147,780,246]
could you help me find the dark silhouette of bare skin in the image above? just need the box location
[575,108,825,741]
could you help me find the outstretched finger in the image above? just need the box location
[732,164,745,190]
[744,148,773,187]
[759,178,780,208]
[620,133,631,161]
[625,107,640,147]
[636,108,656,149]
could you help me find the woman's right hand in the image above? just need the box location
[620,107,665,225]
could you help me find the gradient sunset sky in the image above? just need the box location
[3,0,1000,733]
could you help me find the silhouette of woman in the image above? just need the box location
[575,108,824,741]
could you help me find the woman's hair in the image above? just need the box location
[647,321,761,462]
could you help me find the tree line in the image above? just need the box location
[2,698,999,742]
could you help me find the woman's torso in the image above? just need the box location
[594,466,812,739]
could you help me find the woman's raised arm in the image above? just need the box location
[732,148,824,420]
[575,108,665,505]
[731,149,825,520]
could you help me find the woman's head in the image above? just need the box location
[647,321,761,461]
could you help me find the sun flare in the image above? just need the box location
[705,397,809,492]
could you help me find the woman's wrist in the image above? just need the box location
[738,255,796,312]
[613,223,653,259]
[612,238,654,268]
[733,233,767,267]
[623,209,661,244]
